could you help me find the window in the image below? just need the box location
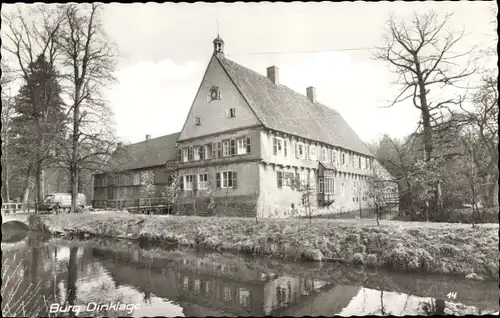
[284,140,288,157]
[198,174,208,189]
[277,171,283,188]
[322,148,328,162]
[332,150,337,164]
[310,145,316,160]
[353,181,358,190]
[194,280,201,294]
[208,86,221,101]
[133,173,140,185]
[222,140,231,157]
[193,146,201,161]
[346,153,349,166]
[277,171,294,188]
[325,177,335,194]
[341,152,346,165]
[341,182,345,196]
[184,175,194,191]
[239,289,250,308]
[365,157,369,169]
[305,144,310,160]
[195,117,201,126]
[363,181,367,189]
[224,286,232,301]
[299,171,309,185]
[236,137,252,154]
[227,108,236,118]
[237,137,248,155]
[358,156,362,169]
[182,148,189,162]
[204,144,212,159]
[296,142,305,159]
[216,171,237,188]
[319,178,324,193]
[273,137,284,156]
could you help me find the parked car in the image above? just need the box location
[37,193,87,214]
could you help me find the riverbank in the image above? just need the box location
[33,211,499,280]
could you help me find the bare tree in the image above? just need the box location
[457,75,498,207]
[161,174,182,215]
[2,5,68,207]
[58,3,118,213]
[375,12,475,163]
[289,173,315,224]
[458,129,483,223]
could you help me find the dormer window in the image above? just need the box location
[227,108,236,118]
[195,117,201,126]
[208,86,221,102]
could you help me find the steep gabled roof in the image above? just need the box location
[217,56,372,156]
[105,132,180,173]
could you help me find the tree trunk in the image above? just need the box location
[22,178,33,214]
[415,60,434,162]
[4,165,11,206]
[71,88,81,213]
[70,162,79,213]
[35,162,45,203]
[485,172,499,207]
[436,180,443,219]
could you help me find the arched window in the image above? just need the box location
[208,86,221,101]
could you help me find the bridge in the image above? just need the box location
[1,214,30,226]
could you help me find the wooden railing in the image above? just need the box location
[92,197,173,214]
[1,202,39,214]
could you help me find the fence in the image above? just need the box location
[92,198,173,215]
[1,202,39,215]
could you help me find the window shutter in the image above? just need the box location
[232,172,238,188]
[295,143,299,159]
[188,147,193,161]
[177,149,182,162]
[273,137,277,155]
[180,176,184,190]
[216,172,221,188]
[200,146,205,160]
[217,142,222,158]
[246,137,252,154]
[284,140,288,157]
[230,139,236,156]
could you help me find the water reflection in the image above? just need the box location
[1,237,498,317]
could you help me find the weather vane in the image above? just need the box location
[216,18,220,37]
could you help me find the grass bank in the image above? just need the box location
[39,212,499,280]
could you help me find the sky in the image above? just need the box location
[3,2,497,145]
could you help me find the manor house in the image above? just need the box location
[93,36,397,218]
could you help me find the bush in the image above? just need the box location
[352,253,365,265]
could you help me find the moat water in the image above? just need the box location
[1,233,498,317]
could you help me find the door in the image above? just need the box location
[107,188,114,200]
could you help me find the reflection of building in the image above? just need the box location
[92,247,356,316]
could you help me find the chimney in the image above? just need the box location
[146,134,151,141]
[267,66,279,85]
[306,86,316,103]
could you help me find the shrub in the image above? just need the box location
[352,253,365,265]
